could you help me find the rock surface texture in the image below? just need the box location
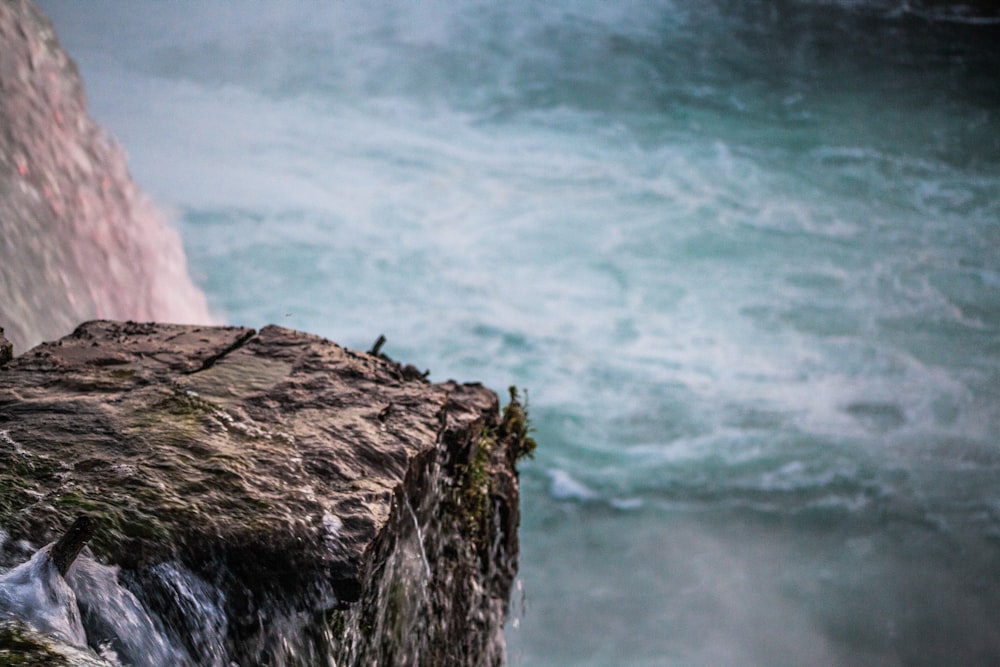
[0,321,525,665]
[0,0,215,354]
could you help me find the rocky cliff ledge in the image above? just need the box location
[0,321,530,665]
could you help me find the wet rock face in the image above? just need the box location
[0,321,523,665]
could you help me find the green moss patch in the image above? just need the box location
[0,622,71,666]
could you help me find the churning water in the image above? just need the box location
[35,1,1000,665]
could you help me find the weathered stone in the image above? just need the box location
[0,320,524,665]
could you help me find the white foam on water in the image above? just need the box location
[36,1,1000,663]
[547,469,599,502]
[0,545,87,648]
[68,555,186,667]
[0,539,208,666]
[146,562,229,667]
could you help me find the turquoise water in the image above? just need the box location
[42,2,1000,664]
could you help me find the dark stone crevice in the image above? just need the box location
[186,327,258,374]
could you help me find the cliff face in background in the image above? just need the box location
[0,0,215,354]
[0,321,525,665]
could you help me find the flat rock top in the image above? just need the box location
[0,320,496,602]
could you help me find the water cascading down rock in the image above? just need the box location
[0,321,530,665]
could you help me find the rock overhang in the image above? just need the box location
[0,321,520,617]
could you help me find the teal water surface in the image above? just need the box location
[41,2,1000,664]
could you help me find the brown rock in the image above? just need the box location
[0,320,524,665]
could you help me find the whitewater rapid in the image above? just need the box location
[28,1,1000,664]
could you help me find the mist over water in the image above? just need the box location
[40,1,1000,664]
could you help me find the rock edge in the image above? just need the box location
[0,320,525,665]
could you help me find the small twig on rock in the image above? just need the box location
[368,334,387,357]
[50,515,95,576]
